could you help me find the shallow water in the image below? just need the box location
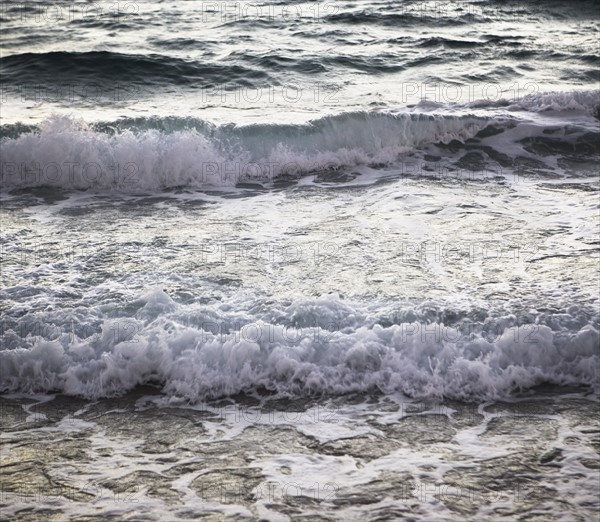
[1,388,599,521]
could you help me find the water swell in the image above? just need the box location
[1,92,598,191]
[0,111,493,190]
[0,51,269,88]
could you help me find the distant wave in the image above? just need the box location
[324,10,483,27]
[0,51,269,88]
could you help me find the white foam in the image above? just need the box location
[0,110,499,190]
[3,90,597,192]
[1,290,598,401]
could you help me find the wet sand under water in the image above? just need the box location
[1,386,598,521]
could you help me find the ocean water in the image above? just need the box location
[1,1,599,521]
